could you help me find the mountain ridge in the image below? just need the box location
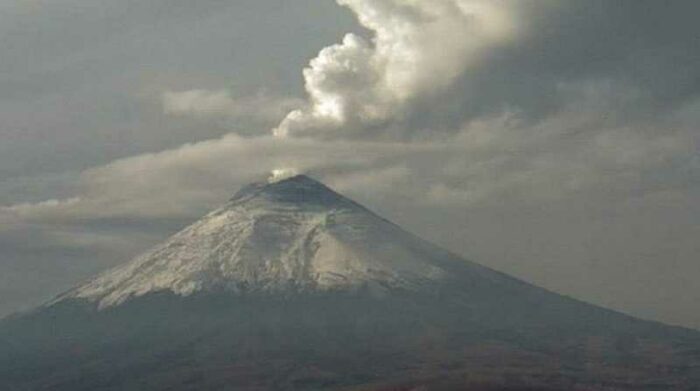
[58,175,484,309]
[3,175,700,390]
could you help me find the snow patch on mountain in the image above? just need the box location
[59,176,450,309]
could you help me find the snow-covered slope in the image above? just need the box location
[59,175,483,309]
[9,176,700,391]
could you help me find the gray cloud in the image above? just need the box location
[162,89,303,136]
[0,0,358,182]
[403,0,700,134]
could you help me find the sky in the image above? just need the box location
[0,0,698,329]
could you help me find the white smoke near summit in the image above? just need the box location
[273,0,516,139]
[268,168,300,183]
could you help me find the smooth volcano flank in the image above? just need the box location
[2,175,699,390]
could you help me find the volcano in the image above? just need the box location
[2,175,699,390]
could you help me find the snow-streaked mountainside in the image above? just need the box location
[60,175,496,309]
[6,175,700,391]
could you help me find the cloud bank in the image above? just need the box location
[163,89,302,123]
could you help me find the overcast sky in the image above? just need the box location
[1,0,699,330]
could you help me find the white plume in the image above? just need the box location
[268,168,300,183]
[274,0,516,138]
